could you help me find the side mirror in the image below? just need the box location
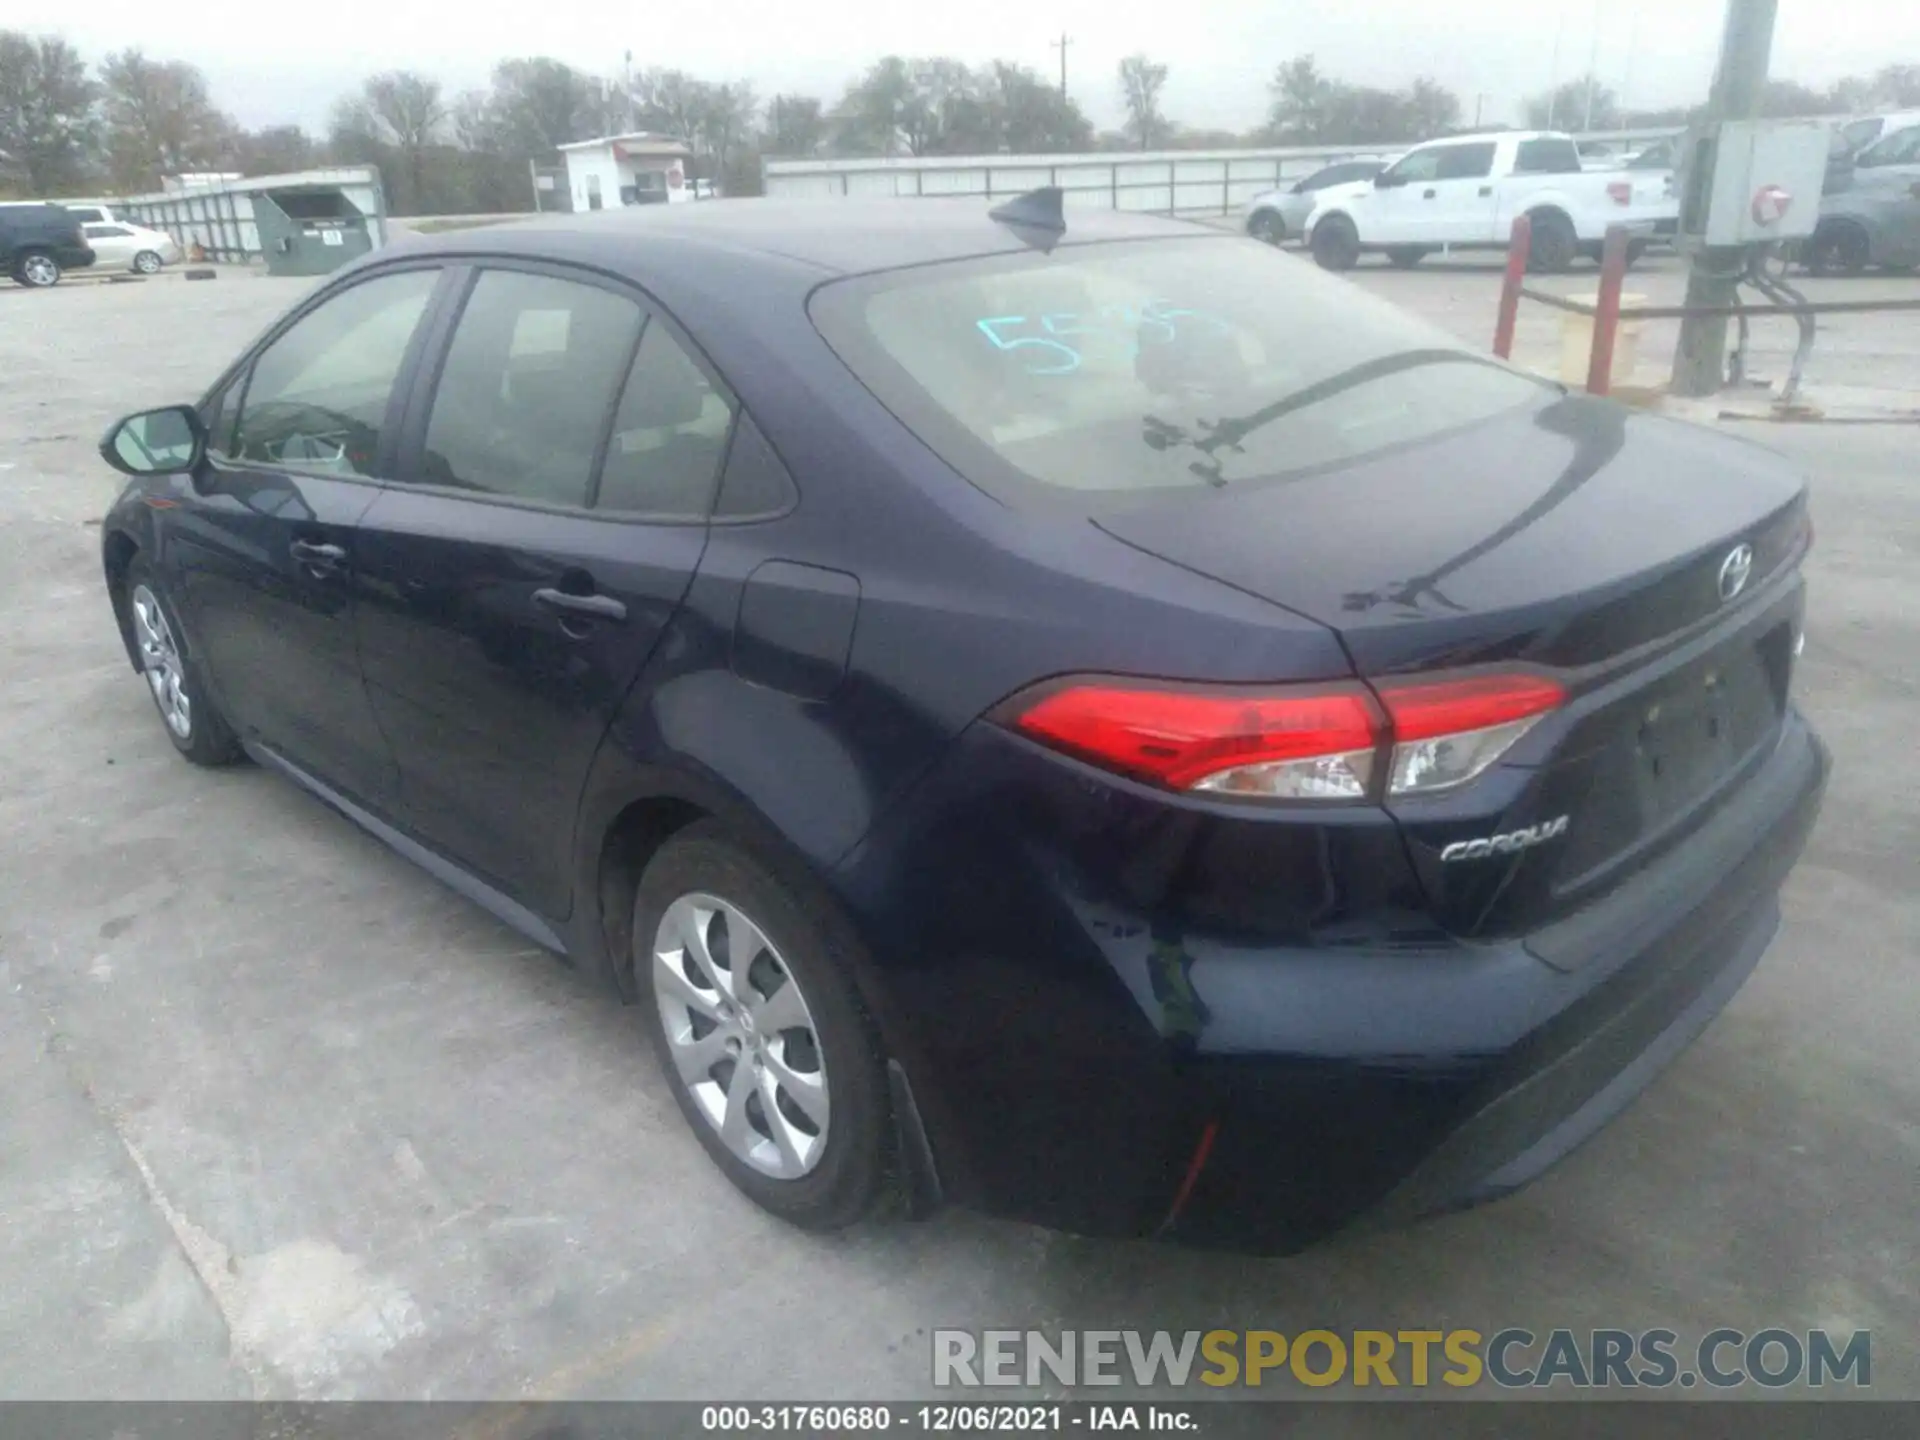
[100,405,205,477]
[1374,172,1401,189]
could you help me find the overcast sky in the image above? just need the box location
[51,0,1919,136]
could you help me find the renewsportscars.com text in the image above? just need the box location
[932,1327,1871,1391]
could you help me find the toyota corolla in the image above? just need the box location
[96,195,1826,1252]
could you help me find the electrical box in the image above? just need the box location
[1676,118,1833,247]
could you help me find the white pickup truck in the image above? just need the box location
[1302,130,1676,273]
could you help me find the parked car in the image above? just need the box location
[1243,159,1388,244]
[82,220,182,274]
[96,197,1827,1253]
[0,202,95,287]
[1833,111,1920,159]
[1804,170,1920,274]
[59,201,123,226]
[1302,130,1675,272]
[1847,119,1920,181]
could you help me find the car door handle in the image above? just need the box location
[1422,188,1437,199]
[532,588,627,623]
[289,539,346,571]
[1479,186,1493,197]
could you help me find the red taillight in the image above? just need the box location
[997,671,1567,802]
[1376,674,1566,742]
[1607,180,1633,205]
[1002,680,1382,799]
[1378,673,1565,796]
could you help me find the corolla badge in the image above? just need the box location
[1718,543,1755,602]
[1440,815,1570,863]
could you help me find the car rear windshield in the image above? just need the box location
[810,237,1550,508]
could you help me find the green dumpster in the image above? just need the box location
[256,187,374,276]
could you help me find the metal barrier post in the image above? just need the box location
[1586,224,1631,396]
[1493,215,1532,359]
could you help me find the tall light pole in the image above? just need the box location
[1051,33,1072,99]
[1546,11,1569,127]
[1582,0,1604,130]
[1670,0,1780,394]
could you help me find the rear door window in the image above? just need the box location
[1435,143,1498,181]
[594,320,737,517]
[1514,138,1582,174]
[417,268,644,507]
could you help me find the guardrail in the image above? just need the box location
[764,130,1685,219]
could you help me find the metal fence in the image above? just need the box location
[764,131,1684,219]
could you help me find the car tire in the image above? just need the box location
[133,250,164,274]
[632,821,891,1231]
[1311,216,1360,271]
[1526,212,1578,274]
[12,250,61,288]
[1247,211,1286,246]
[123,560,244,766]
[1806,222,1870,276]
[1385,246,1428,269]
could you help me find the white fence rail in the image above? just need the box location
[764,131,1683,219]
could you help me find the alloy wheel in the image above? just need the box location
[652,892,830,1179]
[21,254,58,287]
[134,251,162,274]
[131,584,192,739]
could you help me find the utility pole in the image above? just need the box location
[1051,33,1072,99]
[1670,0,1779,395]
[1474,94,1487,128]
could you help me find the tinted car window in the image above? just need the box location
[1383,149,1443,184]
[1435,142,1497,180]
[1514,138,1582,174]
[595,320,738,516]
[419,269,643,507]
[1857,125,1920,166]
[1301,162,1380,191]
[713,414,799,519]
[233,268,439,477]
[1841,118,1883,151]
[811,238,1547,507]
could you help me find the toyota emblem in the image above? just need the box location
[1718,543,1755,602]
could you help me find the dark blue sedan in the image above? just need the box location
[97,195,1826,1252]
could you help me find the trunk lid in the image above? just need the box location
[1096,394,1810,939]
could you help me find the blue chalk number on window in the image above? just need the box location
[976,316,1080,375]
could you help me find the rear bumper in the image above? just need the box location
[840,708,1827,1253]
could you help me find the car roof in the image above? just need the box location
[394,197,1214,281]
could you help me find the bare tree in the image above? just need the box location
[762,94,826,157]
[1117,54,1170,150]
[350,71,447,213]
[99,50,233,191]
[0,31,97,193]
[694,80,758,181]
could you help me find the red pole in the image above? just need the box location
[1493,214,1531,359]
[1586,224,1631,396]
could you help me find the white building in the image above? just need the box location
[557,133,695,211]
